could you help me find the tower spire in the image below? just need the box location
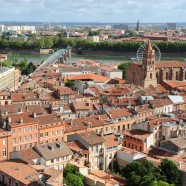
[146,40,152,51]
[136,19,140,31]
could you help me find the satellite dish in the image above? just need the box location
[137,43,161,62]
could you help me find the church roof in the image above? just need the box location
[132,61,186,69]
[155,61,186,68]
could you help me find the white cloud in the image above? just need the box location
[0,0,185,22]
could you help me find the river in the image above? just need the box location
[15,53,185,64]
[15,53,129,64]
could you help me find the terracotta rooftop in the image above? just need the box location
[107,108,132,119]
[119,147,146,157]
[16,148,41,165]
[0,161,40,185]
[36,114,63,126]
[134,104,153,113]
[163,81,186,88]
[66,140,89,155]
[133,61,186,69]
[73,102,96,111]
[0,105,46,115]
[149,99,172,108]
[34,141,73,160]
[11,92,40,102]
[66,73,109,82]
[54,86,75,95]
[162,138,186,149]
[104,134,119,148]
[44,168,63,185]
[65,116,105,132]
[123,129,152,140]
[0,90,11,96]
[2,112,38,127]
[78,130,105,146]
[155,61,186,68]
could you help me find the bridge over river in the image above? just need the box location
[34,48,71,72]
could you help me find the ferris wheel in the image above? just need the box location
[136,43,161,62]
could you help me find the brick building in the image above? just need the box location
[126,41,186,88]
[123,129,153,152]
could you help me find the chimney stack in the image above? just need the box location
[20,118,23,124]
[8,117,11,123]
[33,112,36,118]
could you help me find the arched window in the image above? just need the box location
[166,72,169,80]
[176,72,179,80]
[150,73,152,79]
[156,73,158,78]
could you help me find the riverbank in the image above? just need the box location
[1,49,185,63]
[1,48,185,59]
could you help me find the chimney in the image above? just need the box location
[26,106,29,112]
[19,118,23,124]
[18,107,22,113]
[70,119,73,126]
[56,143,62,149]
[48,145,54,151]
[8,117,11,123]
[33,112,37,118]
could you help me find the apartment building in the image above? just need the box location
[123,129,153,152]
[37,114,64,144]
[1,112,39,152]
[0,129,11,161]
[68,131,106,170]
[0,67,20,92]
[11,92,41,105]
[0,91,11,105]
[54,86,76,105]
[34,141,73,170]
[9,35,28,42]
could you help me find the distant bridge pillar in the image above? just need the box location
[64,53,67,61]
[60,55,65,64]
[67,48,72,58]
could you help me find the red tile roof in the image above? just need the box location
[0,161,40,185]
[107,108,132,119]
[163,81,186,88]
[66,140,89,155]
[123,129,152,140]
[66,74,109,82]
[155,61,186,68]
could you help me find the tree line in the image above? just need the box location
[0,36,186,53]
[120,159,181,186]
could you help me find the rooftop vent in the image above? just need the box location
[56,143,62,149]
[48,145,54,151]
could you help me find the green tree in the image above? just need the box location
[118,62,132,79]
[65,173,84,186]
[122,161,146,180]
[2,60,12,67]
[88,30,100,36]
[151,180,174,186]
[159,159,181,186]
[63,163,84,185]
[63,163,76,177]
[122,160,175,186]
[65,80,75,87]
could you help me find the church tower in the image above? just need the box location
[136,19,140,32]
[142,41,157,88]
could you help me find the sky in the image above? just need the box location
[0,0,186,23]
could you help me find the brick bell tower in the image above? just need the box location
[142,40,157,88]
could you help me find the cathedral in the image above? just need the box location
[126,41,186,88]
